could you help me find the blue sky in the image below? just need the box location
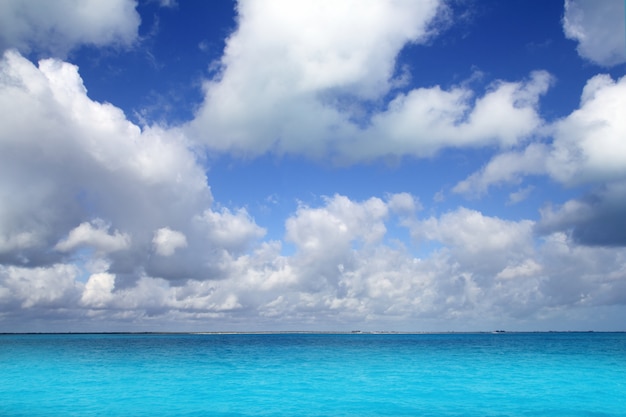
[1,0,625,332]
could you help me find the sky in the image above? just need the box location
[1,0,625,333]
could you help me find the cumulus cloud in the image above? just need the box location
[189,0,443,156]
[286,195,389,253]
[415,208,535,275]
[454,74,626,185]
[0,49,273,289]
[0,264,81,310]
[455,73,626,246]
[539,74,626,246]
[188,0,550,162]
[356,71,551,160]
[457,74,626,193]
[563,0,626,66]
[454,0,626,195]
[81,272,116,308]
[152,228,187,256]
[548,74,626,186]
[55,219,131,254]
[195,208,266,253]
[2,0,626,332]
[0,0,140,56]
[2,190,626,331]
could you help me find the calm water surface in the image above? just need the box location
[1,332,625,416]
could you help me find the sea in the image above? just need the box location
[1,332,625,416]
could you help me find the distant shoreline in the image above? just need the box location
[1,330,623,335]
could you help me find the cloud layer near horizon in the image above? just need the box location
[1,0,626,331]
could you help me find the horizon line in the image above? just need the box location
[2,330,624,335]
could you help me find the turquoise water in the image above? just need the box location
[1,333,625,416]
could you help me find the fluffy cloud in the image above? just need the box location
[189,0,550,161]
[0,0,140,56]
[356,71,551,159]
[195,208,266,253]
[190,0,443,156]
[152,228,187,256]
[2,1,626,332]
[454,74,626,246]
[563,0,626,66]
[453,143,548,196]
[456,74,626,193]
[0,49,274,290]
[547,74,626,186]
[0,195,626,330]
[286,195,389,255]
[0,264,81,310]
[2,189,626,331]
[80,272,116,308]
[55,220,131,254]
[415,208,535,277]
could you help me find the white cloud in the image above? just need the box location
[286,195,389,256]
[453,75,626,246]
[451,73,626,247]
[3,192,626,331]
[55,219,131,254]
[0,0,140,56]
[222,0,442,98]
[195,208,266,254]
[496,259,542,280]
[0,264,81,309]
[453,143,548,196]
[415,207,535,275]
[81,272,116,308]
[455,73,626,197]
[2,1,626,332]
[358,71,551,159]
[152,228,188,256]
[536,232,626,307]
[563,0,626,66]
[188,0,550,162]
[189,0,444,156]
[548,74,626,186]
[539,74,626,246]
[458,73,626,247]
[0,50,266,288]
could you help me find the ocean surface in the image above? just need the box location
[1,332,625,416]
